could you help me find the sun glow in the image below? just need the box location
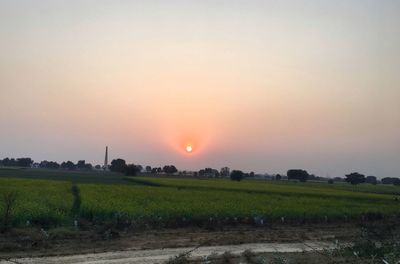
[186,145,193,153]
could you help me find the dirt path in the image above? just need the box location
[1,241,337,264]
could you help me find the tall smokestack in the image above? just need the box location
[104,146,108,170]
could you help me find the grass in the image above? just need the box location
[0,168,399,228]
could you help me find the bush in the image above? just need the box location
[1,191,18,232]
[230,170,244,181]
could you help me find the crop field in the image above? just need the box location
[0,168,399,228]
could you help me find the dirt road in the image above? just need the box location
[1,241,337,264]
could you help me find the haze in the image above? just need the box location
[1,0,399,177]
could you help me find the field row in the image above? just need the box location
[0,176,399,228]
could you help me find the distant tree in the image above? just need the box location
[230,170,244,181]
[328,179,334,184]
[365,176,377,185]
[16,158,33,167]
[170,165,178,174]
[249,172,255,177]
[125,164,139,176]
[287,169,309,182]
[76,160,86,169]
[345,172,365,185]
[46,161,60,169]
[84,163,92,170]
[220,167,230,178]
[136,165,143,173]
[395,179,400,186]
[275,174,282,181]
[1,158,17,167]
[61,161,76,170]
[382,177,400,186]
[157,167,162,173]
[334,177,344,182]
[94,165,101,170]
[151,168,158,174]
[146,166,152,173]
[110,159,127,173]
[163,165,178,174]
[76,160,92,170]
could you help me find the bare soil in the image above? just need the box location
[0,222,359,259]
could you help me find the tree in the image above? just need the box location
[230,170,244,181]
[163,165,178,174]
[125,164,139,176]
[287,169,309,182]
[334,177,344,182]
[76,160,86,169]
[16,158,33,167]
[61,161,76,170]
[249,172,255,177]
[365,176,377,185]
[382,177,400,186]
[39,160,60,169]
[345,172,365,185]
[110,159,127,173]
[328,179,334,184]
[220,167,230,177]
[136,165,143,173]
[275,174,282,181]
[146,166,152,173]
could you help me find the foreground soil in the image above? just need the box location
[0,222,360,259]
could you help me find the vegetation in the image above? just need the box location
[230,170,244,181]
[0,168,399,230]
[287,169,309,182]
[346,172,366,185]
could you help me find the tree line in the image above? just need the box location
[1,157,399,186]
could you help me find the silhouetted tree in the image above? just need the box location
[230,170,244,181]
[76,160,92,170]
[382,177,400,186]
[76,160,86,169]
[275,174,282,181]
[125,164,139,176]
[287,169,309,182]
[39,160,60,169]
[328,179,334,184]
[94,165,101,170]
[163,165,178,174]
[16,158,33,167]
[345,172,365,185]
[249,172,255,177]
[110,159,127,173]
[146,166,152,173]
[136,165,143,173]
[365,176,377,185]
[220,167,230,177]
[61,161,76,170]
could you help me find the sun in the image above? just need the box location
[186,145,193,153]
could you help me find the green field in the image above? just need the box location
[0,167,399,228]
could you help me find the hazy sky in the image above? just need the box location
[1,0,399,177]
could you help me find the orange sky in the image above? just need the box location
[0,1,399,177]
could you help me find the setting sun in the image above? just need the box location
[186,145,193,153]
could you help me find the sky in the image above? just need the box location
[0,0,399,177]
